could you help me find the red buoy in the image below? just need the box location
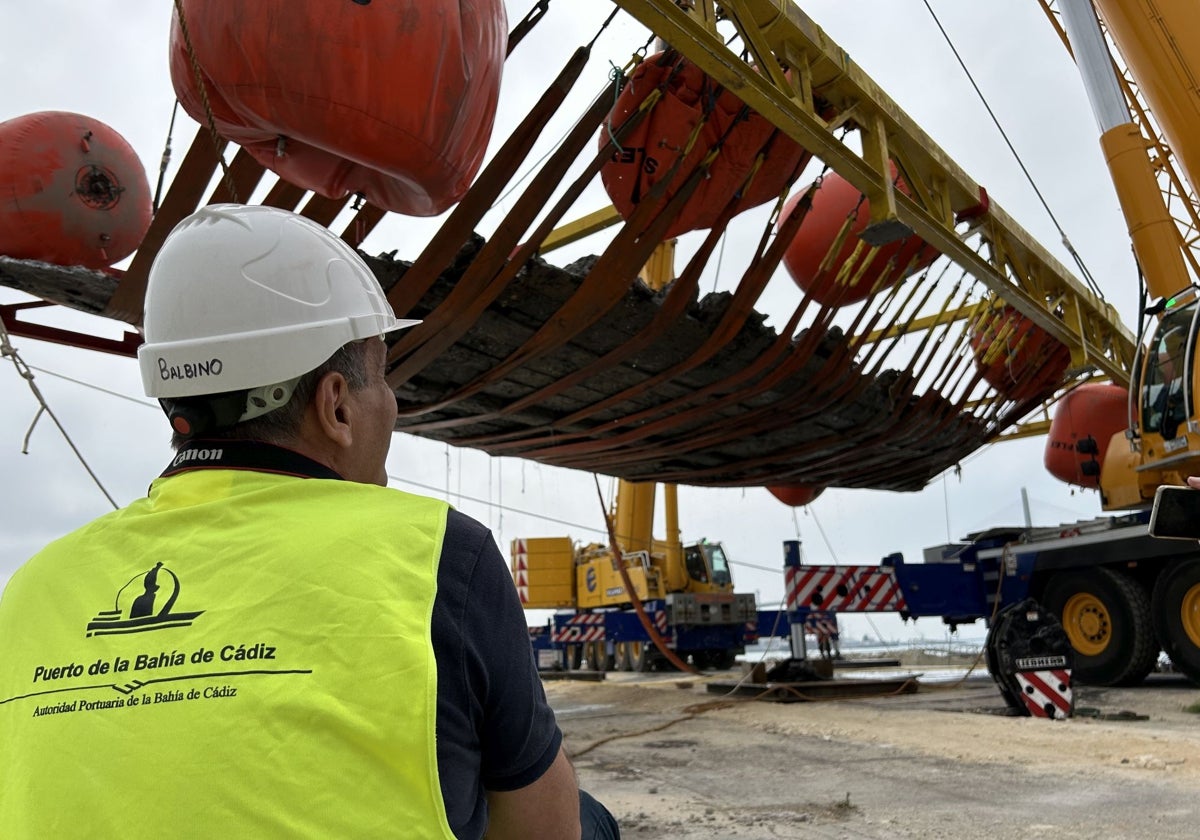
[0,111,151,269]
[767,485,825,507]
[1044,383,1129,488]
[169,0,506,216]
[600,51,813,239]
[780,167,937,307]
[970,306,1071,402]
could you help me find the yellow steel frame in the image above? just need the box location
[858,304,977,346]
[610,0,1137,386]
[541,206,624,252]
[996,418,1054,442]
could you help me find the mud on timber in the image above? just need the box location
[550,670,1200,839]
[0,241,998,490]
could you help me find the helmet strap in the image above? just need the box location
[160,392,247,440]
[159,376,300,440]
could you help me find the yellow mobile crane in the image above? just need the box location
[512,477,756,672]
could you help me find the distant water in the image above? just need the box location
[742,637,987,657]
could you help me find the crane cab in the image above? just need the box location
[1138,294,1196,444]
[682,540,734,593]
[1103,289,1200,507]
[1135,291,1198,448]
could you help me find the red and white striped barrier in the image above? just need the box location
[785,565,907,613]
[803,611,840,639]
[1014,669,1073,719]
[552,613,606,643]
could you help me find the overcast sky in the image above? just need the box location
[0,2,1145,643]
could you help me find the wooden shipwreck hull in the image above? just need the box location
[361,240,998,491]
[1,244,993,491]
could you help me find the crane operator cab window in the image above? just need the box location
[684,540,732,587]
[703,542,733,587]
[683,544,709,583]
[1142,304,1195,440]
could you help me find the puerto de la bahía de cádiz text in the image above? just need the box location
[32,641,278,684]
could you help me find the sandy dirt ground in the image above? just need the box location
[546,666,1200,839]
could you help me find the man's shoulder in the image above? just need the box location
[444,508,490,542]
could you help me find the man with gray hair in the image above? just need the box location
[0,204,618,839]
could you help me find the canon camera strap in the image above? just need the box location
[159,439,345,481]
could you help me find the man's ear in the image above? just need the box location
[311,371,354,449]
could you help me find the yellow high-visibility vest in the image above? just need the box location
[0,465,455,839]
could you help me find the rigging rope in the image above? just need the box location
[172,0,239,203]
[920,0,1105,299]
[491,14,644,214]
[152,100,180,215]
[0,317,118,509]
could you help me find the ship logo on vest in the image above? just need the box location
[86,562,205,637]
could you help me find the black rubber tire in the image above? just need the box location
[586,641,612,672]
[565,644,583,671]
[615,642,633,672]
[1042,568,1157,686]
[1151,558,1200,685]
[636,644,664,672]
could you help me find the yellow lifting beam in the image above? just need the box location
[610,0,1137,385]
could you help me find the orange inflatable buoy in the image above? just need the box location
[169,0,506,216]
[0,111,151,269]
[1044,383,1129,488]
[970,305,1071,402]
[780,166,937,307]
[600,50,813,239]
[767,485,825,507]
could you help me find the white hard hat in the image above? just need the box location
[1158,326,1184,358]
[138,204,417,399]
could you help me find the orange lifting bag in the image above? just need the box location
[766,485,825,507]
[1044,383,1128,488]
[600,51,812,239]
[169,0,507,216]
[969,305,1071,402]
[780,167,937,308]
[0,111,151,269]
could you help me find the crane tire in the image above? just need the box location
[1151,558,1200,686]
[586,641,613,672]
[634,643,662,672]
[1042,567,1156,686]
